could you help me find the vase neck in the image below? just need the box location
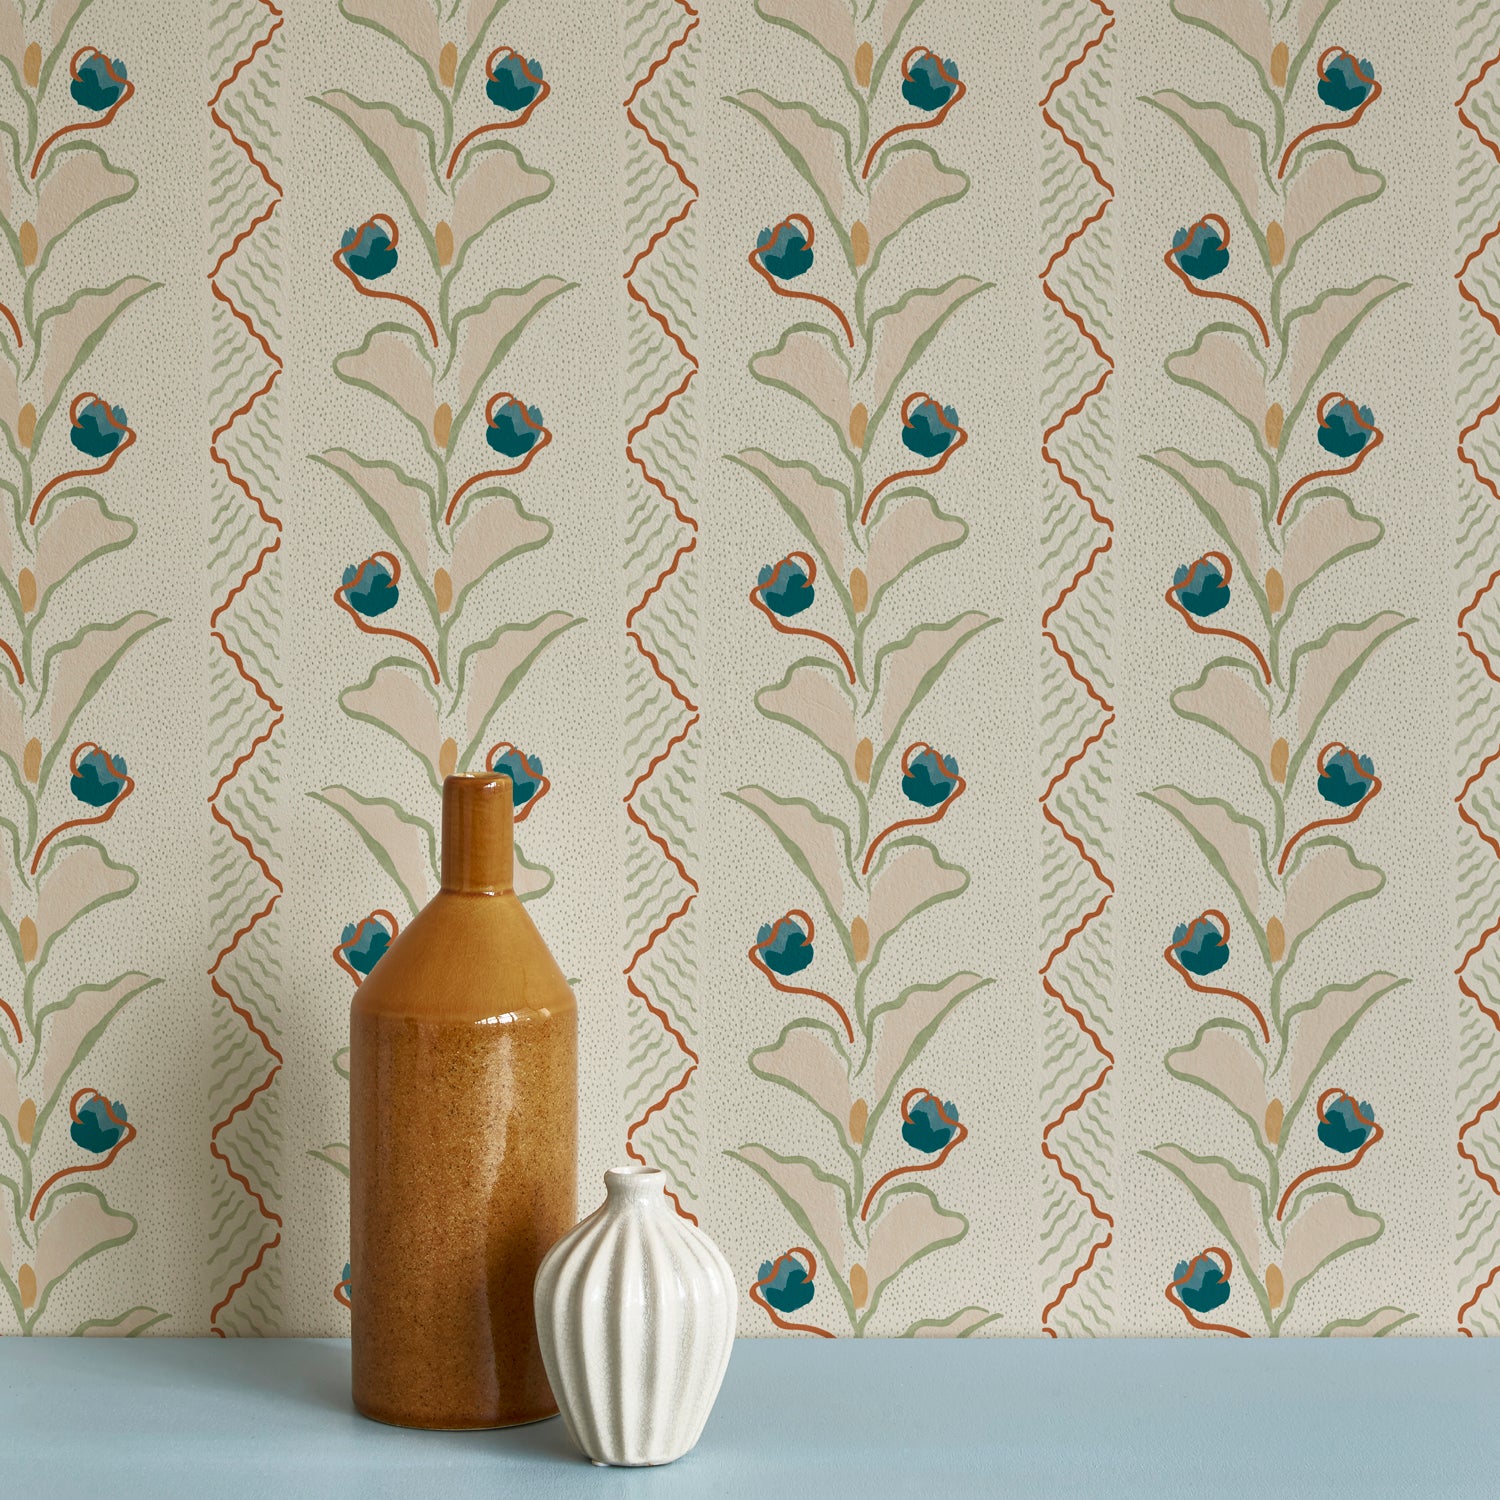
[603,1167,668,1212]
[440,773,514,894]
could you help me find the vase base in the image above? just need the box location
[353,1404,560,1432]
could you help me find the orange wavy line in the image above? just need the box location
[624,16,700,1226]
[1038,9,1115,1338]
[208,0,285,1331]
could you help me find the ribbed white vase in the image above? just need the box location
[534,1165,736,1467]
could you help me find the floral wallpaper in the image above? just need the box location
[0,0,1485,1339]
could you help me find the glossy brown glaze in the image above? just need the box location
[350,774,577,1429]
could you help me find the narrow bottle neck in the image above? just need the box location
[440,773,514,893]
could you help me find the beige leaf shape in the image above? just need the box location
[866,493,965,597]
[1286,973,1402,1109]
[0,0,21,67]
[0,354,17,446]
[35,148,134,261]
[1281,1191,1380,1301]
[867,973,986,1108]
[39,974,155,1106]
[734,90,846,221]
[316,787,435,913]
[1283,149,1382,265]
[1148,787,1263,922]
[749,329,851,439]
[341,0,440,69]
[752,1026,851,1136]
[79,1308,164,1336]
[314,1142,352,1174]
[865,1190,964,1295]
[454,277,572,421]
[1163,330,1267,440]
[867,148,966,266]
[513,855,551,902]
[317,90,431,219]
[878,611,990,747]
[910,1308,993,1337]
[49,0,89,47]
[35,843,132,952]
[1152,1145,1264,1280]
[462,611,576,747]
[734,787,847,918]
[879,0,922,46]
[1148,451,1263,577]
[1173,0,1271,65]
[448,492,549,599]
[0,681,19,816]
[342,664,442,782]
[1151,90,1262,221]
[0,1056,16,1141]
[1293,612,1407,748]
[1294,0,1338,44]
[1167,1026,1266,1131]
[34,1189,133,1301]
[867,843,964,952]
[872,277,987,414]
[1324,1307,1409,1337]
[35,493,132,598]
[40,277,153,410]
[1173,662,1272,779]
[1282,842,1381,953]
[318,450,432,576]
[333,327,434,435]
[450,147,550,265]
[757,0,855,67]
[735,1143,848,1279]
[734,450,848,578]
[1280,492,1380,599]
[1287,278,1402,418]
[757,663,857,780]
[43,612,157,748]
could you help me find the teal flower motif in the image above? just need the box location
[1318,398,1375,459]
[1172,557,1229,617]
[1170,220,1229,281]
[486,398,543,459]
[489,745,544,806]
[71,53,127,113]
[755,219,813,281]
[1172,915,1228,976]
[757,915,813,976]
[757,558,814,617]
[71,399,126,459]
[339,221,397,281]
[902,1095,960,1154]
[758,1253,815,1313]
[1174,1253,1231,1313]
[1319,1095,1375,1154]
[71,748,128,807]
[902,398,959,458]
[342,559,398,617]
[72,1096,127,1154]
[339,917,391,976]
[903,52,959,112]
[902,748,960,807]
[1318,747,1375,807]
[488,52,543,111]
[1319,52,1375,112]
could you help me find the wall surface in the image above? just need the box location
[0,0,1490,1339]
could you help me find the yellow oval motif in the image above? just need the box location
[848,1099,868,1145]
[1264,1098,1284,1146]
[439,737,458,779]
[855,42,873,89]
[1266,221,1285,267]
[854,737,873,784]
[433,402,452,450]
[851,916,869,964]
[850,1263,869,1309]
[849,402,868,451]
[23,43,40,90]
[18,1098,35,1146]
[850,568,869,614]
[19,222,36,268]
[1266,1262,1285,1309]
[435,221,454,268]
[1264,402,1284,450]
[1266,568,1285,614]
[18,1263,35,1309]
[23,738,40,784]
[1271,737,1289,785]
[1267,916,1285,964]
[434,567,454,614]
[20,917,36,965]
[439,41,458,89]
[851,221,869,267]
[18,569,36,615]
[18,403,35,450]
[1271,42,1289,89]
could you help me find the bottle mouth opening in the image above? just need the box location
[604,1165,665,1197]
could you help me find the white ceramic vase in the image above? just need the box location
[533,1165,736,1467]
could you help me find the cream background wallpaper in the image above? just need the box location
[0,0,1491,1339]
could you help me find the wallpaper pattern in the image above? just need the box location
[0,0,1485,1339]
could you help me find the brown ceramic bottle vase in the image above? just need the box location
[350,772,578,1429]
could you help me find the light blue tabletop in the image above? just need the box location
[0,1336,1494,1498]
